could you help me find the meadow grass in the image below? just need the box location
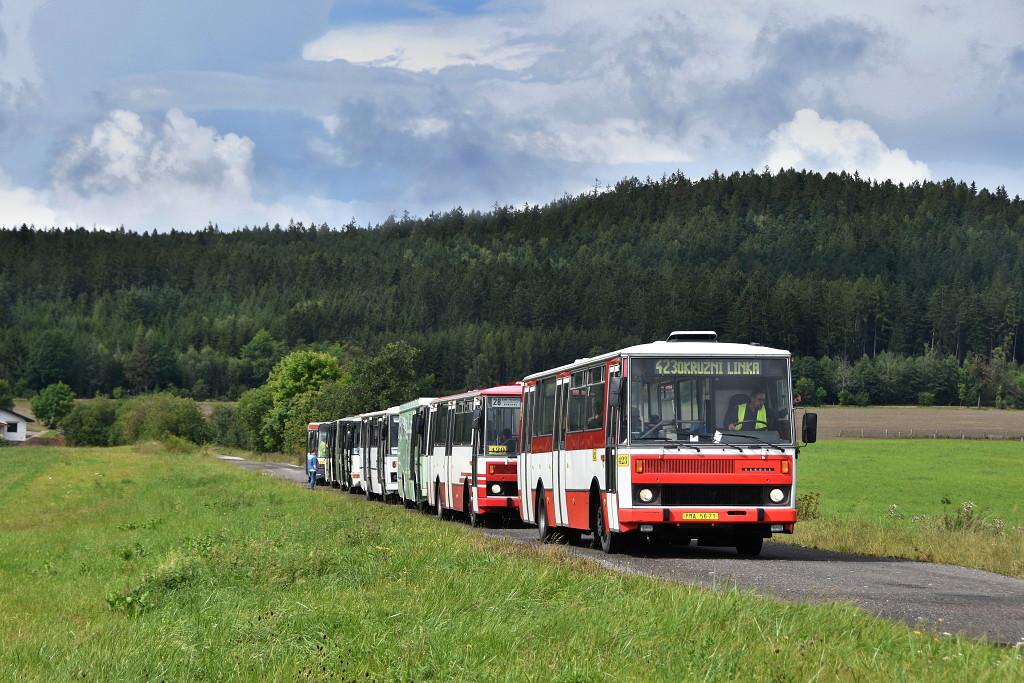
[783,439,1024,577]
[0,446,1022,681]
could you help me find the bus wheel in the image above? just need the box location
[595,498,620,554]
[536,492,553,543]
[465,484,483,527]
[736,536,764,557]
[435,486,448,521]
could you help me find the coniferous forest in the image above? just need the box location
[3,169,1024,407]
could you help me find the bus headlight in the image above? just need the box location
[491,484,502,495]
[769,488,785,504]
[639,488,655,503]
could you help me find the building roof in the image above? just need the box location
[0,408,34,423]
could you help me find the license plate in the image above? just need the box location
[682,512,719,520]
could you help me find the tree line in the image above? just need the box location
[46,343,427,457]
[2,169,1024,407]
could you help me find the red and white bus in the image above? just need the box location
[517,331,816,555]
[426,384,522,526]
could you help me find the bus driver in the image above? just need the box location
[727,390,768,431]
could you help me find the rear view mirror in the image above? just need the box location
[472,408,483,431]
[802,412,818,444]
[608,376,623,408]
[412,413,423,436]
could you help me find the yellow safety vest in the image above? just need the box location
[736,404,768,430]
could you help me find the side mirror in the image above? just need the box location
[802,412,818,444]
[472,408,483,431]
[412,413,422,436]
[608,376,623,408]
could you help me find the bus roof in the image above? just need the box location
[432,383,522,404]
[523,336,790,381]
[359,405,401,419]
[399,397,435,412]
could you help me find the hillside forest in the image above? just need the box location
[3,169,1024,412]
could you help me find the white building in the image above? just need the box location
[0,408,34,442]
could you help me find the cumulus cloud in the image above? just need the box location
[4,0,1024,229]
[53,109,254,196]
[0,109,364,230]
[763,108,929,183]
[0,168,55,227]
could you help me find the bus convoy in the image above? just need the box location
[307,332,818,556]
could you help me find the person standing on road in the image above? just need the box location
[306,447,318,490]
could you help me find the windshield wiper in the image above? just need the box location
[719,432,785,452]
[630,435,703,451]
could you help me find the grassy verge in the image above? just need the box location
[782,439,1024,577]
[1,446,1022,681]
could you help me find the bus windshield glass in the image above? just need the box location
[628,357,793,445]
[485,397,521,455]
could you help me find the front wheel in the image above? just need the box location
[536,492,553,543]
[595,496,620,554]
[435,485,449,521]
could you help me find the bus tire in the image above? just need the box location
[435,483,449,521]
[595,496,620,554]
[536,491,553,543]
[465,483,483,527]
[736,536,763,557]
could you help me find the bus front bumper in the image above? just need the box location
[616,506,796,534]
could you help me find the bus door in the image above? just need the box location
[554,375,570,526]
[338,423,348,488]
[444,402,456,509]
[377,418,387,495]
[519,385,534,522]
[470,398,483,514]
[605,362,622,494]
[362,422,372,492]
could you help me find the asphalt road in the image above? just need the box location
[221,456,1024,646]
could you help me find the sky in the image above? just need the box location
[0,0,1022,230]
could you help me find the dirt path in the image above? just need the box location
[221,456,1024,646]
[814,405,1024,439]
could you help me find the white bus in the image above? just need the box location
[336,417,362,492]
[361,406,401,501]
[397,397,435,510]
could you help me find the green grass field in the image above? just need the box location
[1,446,1021,681]
[784,439,1024,577]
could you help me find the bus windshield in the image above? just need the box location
[486,396,521,456]
[628,357,793,445]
